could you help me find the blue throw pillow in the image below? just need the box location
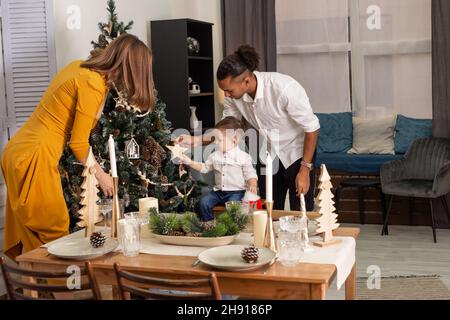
[394,115,432,154]
[316,112,353,153]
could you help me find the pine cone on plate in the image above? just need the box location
[241,246,259,264]
[90,232,106,248]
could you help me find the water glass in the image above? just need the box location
[120,215,141,257]
[98,199,125,229]
[279,216,304,233]
[278,230,301,267]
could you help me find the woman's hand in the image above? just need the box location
[95,167,114,197]
[175,135,203,147]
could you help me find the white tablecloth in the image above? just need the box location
[43,228,355,290]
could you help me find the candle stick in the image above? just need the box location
[266,152,273,203]
[108,135,118,178]
[300,193,307,217]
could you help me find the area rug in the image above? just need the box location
[356,275,450,300]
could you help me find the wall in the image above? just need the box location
[53,0,224,120]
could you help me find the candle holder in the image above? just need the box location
[111,177,120,239]
[263,201,277,252]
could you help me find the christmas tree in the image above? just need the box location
[59,0,203,232]
[315,165,340,244]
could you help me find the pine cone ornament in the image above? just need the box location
[142,137,166,169]
[90,124,103,142]
[241,246,259,264]
[161,175,169,192]
[113,128,121,137]
[90,232,106,248]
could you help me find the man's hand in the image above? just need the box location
[295,167,310,197]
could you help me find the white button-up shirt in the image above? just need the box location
[222,71,320,169]
[201,147,258,192]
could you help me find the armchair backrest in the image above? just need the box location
[403,138,450,180]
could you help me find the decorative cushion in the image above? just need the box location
[316,112,353,153]
[394,115,432,154]
[348,116,397,155]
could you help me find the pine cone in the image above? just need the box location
[161,175,169,192]
[113,129,121,137]
[187,232,202,238]
[90,124,103,142]
[142,137,166,169]
[241,246,259,264]
[90,232,106,248]
[200,221,216,232]
[169,231,185,237]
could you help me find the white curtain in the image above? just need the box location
[276,0,432,119]
[276,0,351,113]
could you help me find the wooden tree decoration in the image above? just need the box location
[314,165,341,247]
[77,148,101,237]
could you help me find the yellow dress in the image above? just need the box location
[1,60,108,259]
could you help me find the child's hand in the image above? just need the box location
[178,154,192,165]
[247,178,258,194]
[248,185,258,194]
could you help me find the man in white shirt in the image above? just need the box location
[177,45,320,211]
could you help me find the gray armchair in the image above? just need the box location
[381,138,450,242]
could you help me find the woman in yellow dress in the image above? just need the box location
[1,34,155,259]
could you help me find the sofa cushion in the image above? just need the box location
[348,116,397,155]
[316,153,404,174]
[316,112,353,153]
[394,115,432,154]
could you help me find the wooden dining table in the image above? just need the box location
[16,211,360,300]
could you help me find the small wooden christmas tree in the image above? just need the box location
[77,148,101,237]
[314,164,341,247]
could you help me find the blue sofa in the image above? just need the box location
[315,113,432,174]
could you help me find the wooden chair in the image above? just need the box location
[113,263,222,300]
[0,257,102,300]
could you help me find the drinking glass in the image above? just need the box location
[97,199,125,231]
[279,216,304,233]
[278,230,301,267]
[120,215,141,257]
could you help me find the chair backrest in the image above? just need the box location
[113,263,222,300]
[0,257,102,300]
[403,138,450,180]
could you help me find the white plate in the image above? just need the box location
[47,238,119,260]
[153,234,237,247]
[198,245,277,271]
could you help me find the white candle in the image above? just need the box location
[139,198,159,238]
[139,197,159,216]
[300,193,307,217]
[266,152,273,203]
[253,211,268,248]
[108,135,118,178]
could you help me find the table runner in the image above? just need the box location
[42,228,355,289]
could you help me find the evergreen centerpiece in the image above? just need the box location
[149,203,248,238]
[59,0,203,232]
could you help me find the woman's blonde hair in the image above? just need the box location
[81,34,155,112]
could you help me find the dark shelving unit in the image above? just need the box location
[151,19,215,131]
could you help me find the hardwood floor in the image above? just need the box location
[327,223,450,300]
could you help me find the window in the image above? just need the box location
[276,0,432,118]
